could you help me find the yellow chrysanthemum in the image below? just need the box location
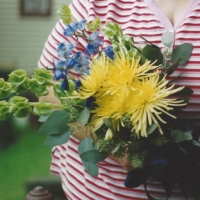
[102,48,158,96]
[125,75,185,137]
[78,54,108,99]
[79,48,158,99]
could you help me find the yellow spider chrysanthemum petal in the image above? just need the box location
[78,54,108,99]
[126,75,185,137]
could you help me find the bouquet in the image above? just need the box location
[0,5,200,199]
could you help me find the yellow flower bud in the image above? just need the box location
[105,128,113,141]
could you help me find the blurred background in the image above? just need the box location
[0,0,71,199]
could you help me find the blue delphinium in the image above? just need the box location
[86,32,102,55]
[75,80,82,91]
[64,24,77,37]
[103,46,115,59]
[57,42,74,59]
[61,78,69,91]
[53,60,67,80]
[73,52,90,74]
[72,20,87,31]
[64,20,87,37]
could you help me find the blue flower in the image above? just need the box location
[72,20,87,31]
[64,24,77,36]
[86,43,99,55]
[65,57,77,71]
[61,78,69,91]
[103,46,115,59]
[57,42,74,59]
[53,60,66,80]
[73,52,90,74]
[75,80,82,91]
[88,32,102,45]
[85,96,95,108]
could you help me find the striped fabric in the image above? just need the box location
[38,0,200,199]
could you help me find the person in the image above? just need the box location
[38,0,200,199]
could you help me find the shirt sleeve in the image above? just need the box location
[38,0,90,68]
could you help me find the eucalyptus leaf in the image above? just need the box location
[173,86,193,96]
[171,43,193,65]
[78,137,108,163]
[171,129,193,143]
[38,114,50,122]
[81,159,99,176]
[166,57,183,76]
[78,137,96,155]
[192,140,200,147]
[142,45,163,65]
[161,31,174,48]
[44,128,71,146]
[78,107,90,125]
[39,110,70,135]
[80,150,108,163]
[147,124,158,135]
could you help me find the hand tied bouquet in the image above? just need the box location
[0,5,200,199]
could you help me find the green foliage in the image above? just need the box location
[78,107,90,125]
[39,110,70,136]
[142,45,163,66]
[0,78,11,99]
[29,79,49,97]
[82,160,99,177]
[8,69,30,94]
[101,21,123,41]
[45,128,71,146]
[147,124,158,135]
[58,5,72,25]
[9,96,31,118]
[87,17,101,32]
[171,129,193,143]
[161,31,174,48]
[171,43,193,65]
[0,100,11,120]
[78,137,108,175]
[33,102,54,116]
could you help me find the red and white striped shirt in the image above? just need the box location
[38,0,200,199]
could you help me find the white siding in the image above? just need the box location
[0,0,72,74]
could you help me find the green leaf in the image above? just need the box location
[103,118,114,133]
[78,137,108,163]
[166,57,183,75]
[171,43,193,65]
[171,129,193,143]
[147,124,158,135]
[38,114,50,122]
[78,137,96,154]
[81,159,99,176]
[78,107,90,125]
[58,5,72,25]
[44,128,71,146]
[191,140,200,147]
[39,110,70,135]
[0,100,11,121]
[173,86,193,96]
[0,78,11,99]
[80,150,108,163]
[142,45,163,65]
[161,31,174,48]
